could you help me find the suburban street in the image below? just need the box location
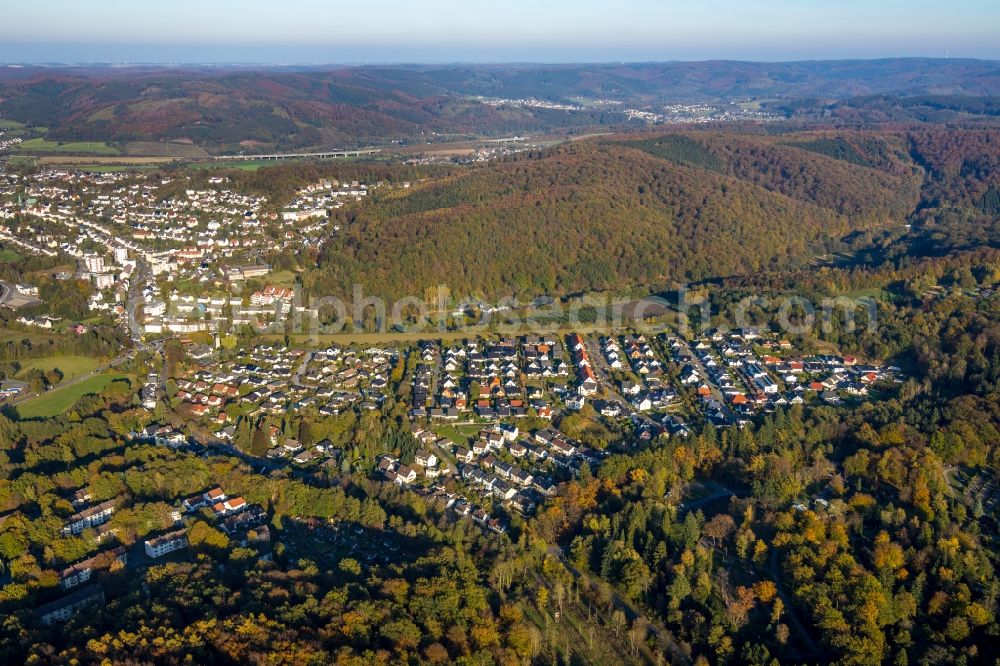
[126,257,151,347]
[583,334,661,429]
[675,338,735,424]
[291,350,316,387]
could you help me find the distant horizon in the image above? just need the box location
[3,55,999,69]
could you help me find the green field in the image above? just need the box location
[0,327,55,345]
[268,269,300,288]
[16,355,101,382]
[69,164,161,173]
[0,248,22,262]
[187,160,277,171]
[4,156,37,168]
[431,423,482,446]
[16,373,127,418]
[839,287,890,301]
[0,118,25,129]
[186,156,363,171]
[14,138,120,155]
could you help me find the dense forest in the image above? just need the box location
[307,130,933,303]
[1,223,999,664]
[1,123,1000,664]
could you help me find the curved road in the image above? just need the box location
[0,280,41,309]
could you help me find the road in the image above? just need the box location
[675,338,735,424]
[677,481,743,516]
[291,350,315,387]
[36,210,150,350]
[126,257,151,347]
[583,334,659,429]
[0,280,42,310]
[0,231,58,257]
[547,544,691,665]
[671,480,824,662]
[671,479,822,661]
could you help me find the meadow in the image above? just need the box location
[15,355,101,382]
[14,138,121,155]
[0,248,22,263]
[16,373,126,418]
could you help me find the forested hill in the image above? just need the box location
[2,59,1000,150]
[308,131,925,302]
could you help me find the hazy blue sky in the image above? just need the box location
[1,0,997,63]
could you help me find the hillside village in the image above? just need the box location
[0,168,380,335]
[0,164,908,635]
[132,327,898,540]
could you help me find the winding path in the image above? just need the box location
[767,547,824,660]
[547,544,691,665]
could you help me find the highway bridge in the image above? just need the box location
[213,148,381,161]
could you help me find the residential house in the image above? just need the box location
[144,529,188,558]
[38,586,105,626]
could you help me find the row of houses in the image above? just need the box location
[569,334,599,397]
[62,499,117,536]
[59,547,127,590]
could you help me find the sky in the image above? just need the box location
[1,0,998,64]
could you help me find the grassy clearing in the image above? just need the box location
[839,287,890,301]
[87,107,116,122]
[68,164,161,173]
[17,373,126,418]
[187,160,277,171]
[4,156,37,168]
[15,355,101,382]
[28,264,76,279]
[0,248,22,262]
[0,327,56,345]
[15,138,121,155]
[432,423,483,445]
[267,270,300,288]
[0,118,25,129]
